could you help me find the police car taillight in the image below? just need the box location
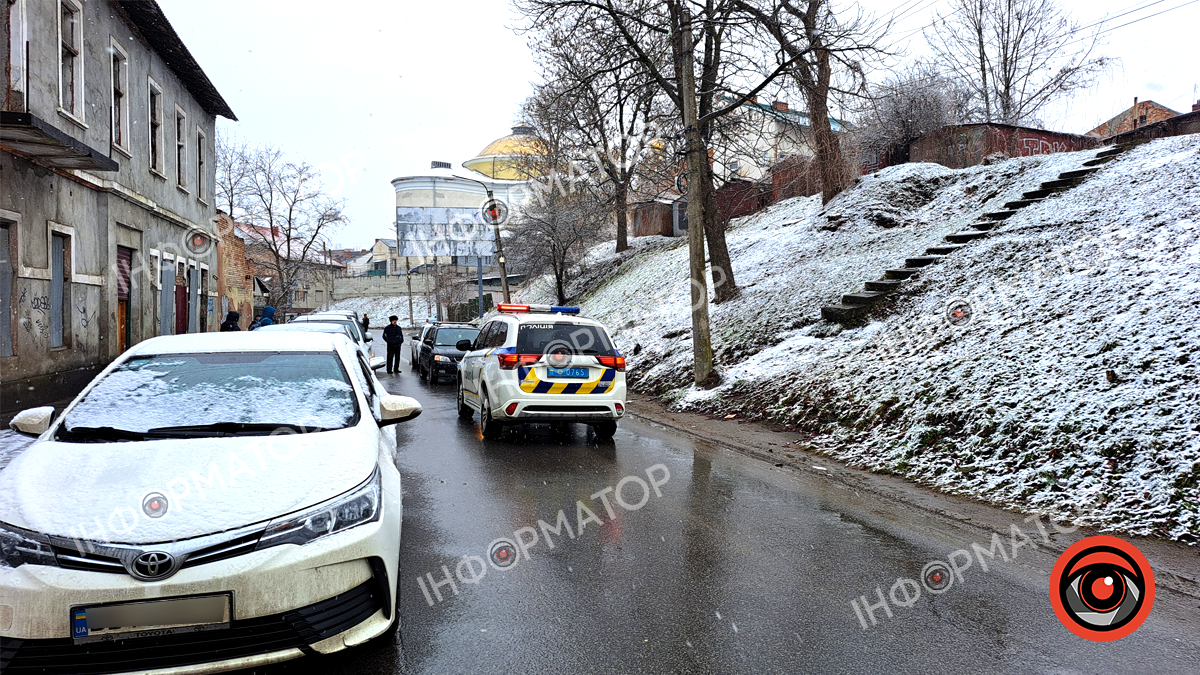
[597,355,626,372]
[497,304,530,313]
[498,354,541,369]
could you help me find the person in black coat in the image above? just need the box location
[220,311,241,332]
[362,315,370,334]
[382,315,405,373]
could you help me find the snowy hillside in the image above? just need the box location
[521,136,1200,543]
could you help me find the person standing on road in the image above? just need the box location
[362,314,370,335]
[383,315,404,373]
[220,311,241,331]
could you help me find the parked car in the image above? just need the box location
[256,322,384,370]
[290,314,383,369]
[409,324,436,371]
[0,331,421,674]
[457,304,626,440]
[417,323,480,384]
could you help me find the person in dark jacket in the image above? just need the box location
[362,315,370,334]
[220,311,241,331]
[382,315,404,373]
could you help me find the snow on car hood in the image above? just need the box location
[0,425,377,544]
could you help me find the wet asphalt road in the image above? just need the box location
[250,349,1199,675]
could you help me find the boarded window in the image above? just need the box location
[0,224,13,357]
[50,233,67,348]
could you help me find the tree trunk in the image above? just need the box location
[699,160,737,302]
[805,51,847,204]
[676,5,714,385]
[615,182,630,253]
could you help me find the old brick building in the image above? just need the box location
[1087,99,1181,139]
[215,212,255,329]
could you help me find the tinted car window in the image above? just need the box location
[516,323,615,355]
[434,327,480,347]
[492,322,509,348]
[475,322,496,349]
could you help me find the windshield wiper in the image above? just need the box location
[58,426,150,442]
[145,422,329,438]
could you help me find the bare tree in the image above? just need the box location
[236,147,348,312]
[858,61,967,165]
[926,0,1109,126]
[214,131,253,218]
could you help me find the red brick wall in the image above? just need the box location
[911,125,1099,169]
[1088,101,1180,138]
[215,213,255,329]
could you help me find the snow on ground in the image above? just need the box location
[326,295,436,327]
[520,137,1200,542]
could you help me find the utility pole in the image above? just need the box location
[396,218,414,325]
[476,256,484,320]
[676,3,714,385]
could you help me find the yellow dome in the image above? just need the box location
[463,126,545,179]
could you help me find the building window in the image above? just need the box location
[148,78,164,174]
[175,107,187,190]
[196,128,207,202]
[0,220,14,357]
[58,0,83,119]
[110,39,129,152]
[7,0,28,112]
[50,232,70,349]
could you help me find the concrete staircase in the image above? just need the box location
[820,142,1142,324]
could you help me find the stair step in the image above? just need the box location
[1095,146,1123,159]
[945,231,989,244]
[1081,156,1117,167]
[1059,167,1099,180]
[821,304,870,323]
[841,291,888,305]
[884,268,920,280]
[1022,188,1056,200]
[971,221,1000,231]
[1040,177,1084,190]
[925,244,966,255]
[1003,198,1043,209]
[981,210,1019,220]
[864,279,903,292]
[905,255,943,268]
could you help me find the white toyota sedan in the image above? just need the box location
[0,331,419,674]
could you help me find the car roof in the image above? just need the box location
[257,323,349,333]
[127,331,349,355]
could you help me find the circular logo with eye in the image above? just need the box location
[183,228,213,256]
[142,491,168,518]
[1049,535,1154,641]
[488,539,518,569]
[544,340,575,369]
[944,299,973,326]
[481,199,509,226]
[921,561,953,594]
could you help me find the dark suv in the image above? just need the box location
[417,323,481,383]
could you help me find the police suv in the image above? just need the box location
[455,304,626,440]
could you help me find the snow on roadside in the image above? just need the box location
[524,137,1200,543]
[326,295,436,327]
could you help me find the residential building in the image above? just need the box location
[1,0,234,411]
[1087,98,1181,139]
[232,222,343,320]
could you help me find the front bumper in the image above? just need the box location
[430,360,459,378]
[0,476,401,674]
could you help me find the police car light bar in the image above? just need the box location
[497,304,581,315]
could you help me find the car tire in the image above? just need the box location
[457,383,474,419]
[480,389,502,440]
[591,421,617,440]
[421,362,430,383]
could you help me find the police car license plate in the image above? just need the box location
[548,367,589,378]
[71,593,230,644]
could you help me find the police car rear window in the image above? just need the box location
[516,324,615,355]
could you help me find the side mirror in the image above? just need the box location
[369,356,386,370]
[456,339,474,352]
[378,395,422,426]
[10,406,55,437]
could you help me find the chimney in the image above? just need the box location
[772,100,789,112]
[1193,100,1200,112]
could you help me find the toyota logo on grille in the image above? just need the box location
[131,551,175,580]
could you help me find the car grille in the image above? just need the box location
[48,526,266,578]
[0,580,383,675]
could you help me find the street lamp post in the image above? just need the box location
[451,173,511,303]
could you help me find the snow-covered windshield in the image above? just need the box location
[59,352,358,438]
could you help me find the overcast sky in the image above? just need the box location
[157,0,1199,248]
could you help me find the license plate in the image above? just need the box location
[71,593,231,644]
[548,367,589,379]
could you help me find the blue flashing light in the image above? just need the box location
[551,306,581,314]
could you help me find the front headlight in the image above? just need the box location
[434,354,451,362]
[255,467,381,550]
[0,521,58,569]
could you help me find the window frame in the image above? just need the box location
[196,127,208,203]
[49,231,71,350]
[147,77,165,177]
[174,106,188,192]
[8,0,28,111]
[109,37,130,156]
[57,0,85,125]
